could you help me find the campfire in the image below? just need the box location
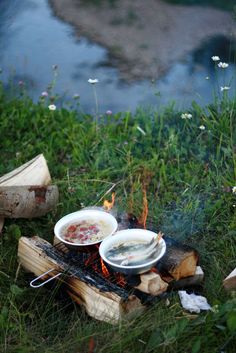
[1,154,233,324]
[18,195,202,324]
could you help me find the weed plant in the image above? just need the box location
[0,77,236,353]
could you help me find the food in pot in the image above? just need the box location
[105,231,163,266]
[60,219,113,244]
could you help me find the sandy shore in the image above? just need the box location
[49,0,236,81]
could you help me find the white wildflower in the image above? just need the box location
[88,78,99,84]
[220,86,230,92]
[232,186,236,194]
[48,104,56,111]
[181,113,192,120]
[218,62,229,69]
[137,125,146,136]
[199,125,206,130]
[211,56,220,61]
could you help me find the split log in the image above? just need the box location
[0,154,51,186]
[157,237,199,280]
[0,185,59,218]
[17,236,145,324]
[0,154,52,226]
[223,267,236,290]
[170,266,204,289]
[135,271,168,296]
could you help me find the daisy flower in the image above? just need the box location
[48,104,56,111]
[211,56,220,61]
[218,62,229,69]
[181,113,192,119]
[220,86,230,92]
[88,78,99,84]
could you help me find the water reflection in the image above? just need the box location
[0,0,235,113]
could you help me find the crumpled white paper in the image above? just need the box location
[178,290,212,313]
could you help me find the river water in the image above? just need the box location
[0,0,235,113]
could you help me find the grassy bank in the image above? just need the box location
[0,84,236,353]
[165,0,236,12]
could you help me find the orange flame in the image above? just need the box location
[100,258,110,277]
[138,187,148,229]
[103,192,115,211]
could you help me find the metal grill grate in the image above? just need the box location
[52,241,134,292]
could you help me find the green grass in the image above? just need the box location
[0,82,236,353]
[164,0,236,12]
[80,0,236,12]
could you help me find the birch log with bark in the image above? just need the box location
[0,154,56,221]
[0,185,59,218]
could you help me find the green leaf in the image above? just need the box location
[227,311,236,333]
[6,224,22,241]
[192,337,201,353]
[0,306,8,326]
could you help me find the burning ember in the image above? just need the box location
[103,192,115,211]
[82,243,127,287]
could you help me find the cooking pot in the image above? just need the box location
[54,209,118,247]
[99,228,166,275]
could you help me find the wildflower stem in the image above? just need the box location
[229,107,236,179]
[92,85,99,128]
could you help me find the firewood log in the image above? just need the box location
[0,154,52,225]
[0,185,59,218]
[17,236,145,324]
[170,266,204,289]
[0,154,51,186]
[157,237,199,280]
[135,271,168,295]
[223,267,236,290]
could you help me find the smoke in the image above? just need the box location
[158,193,207,241]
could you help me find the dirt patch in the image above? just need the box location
[49,0,236,81]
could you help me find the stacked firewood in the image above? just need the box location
[17,232,203,324]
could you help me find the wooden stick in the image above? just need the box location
[0,185,59,218]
